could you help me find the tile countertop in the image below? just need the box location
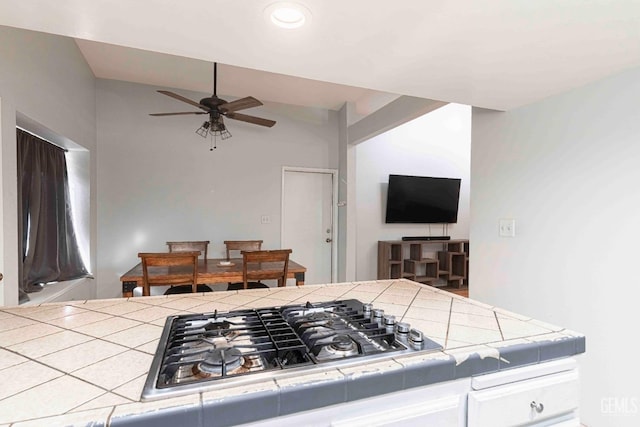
[0,279,585,426]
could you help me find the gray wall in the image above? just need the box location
[0,26,97,305]
[470,66,640,426]
[96,79,339,298]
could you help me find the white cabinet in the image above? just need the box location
[242,378,470,427]
[468,359,580,427]
[242,359,581,427]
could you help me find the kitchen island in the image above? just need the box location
[0,279,585,426]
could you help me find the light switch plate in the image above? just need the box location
[261,215,271,224]
[499,219,516,237]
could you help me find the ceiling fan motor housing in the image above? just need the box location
[200,96,228,110]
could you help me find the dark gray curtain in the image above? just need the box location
[17,129,89,301]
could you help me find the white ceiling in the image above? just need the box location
[2,0,640,112]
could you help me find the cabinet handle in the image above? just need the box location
[530,401,544,413]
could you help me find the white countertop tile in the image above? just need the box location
[10,407,112,427]
[38,338,129,373]
[135,338,160,354]
[374,291,415,305]
[112,374,148,401]
[404,306,451,323]
[0,322,63,346]
[368,301,409,318]
[72,350,154,391]
[202,379,279,401]
[6,329,93,359]
[110,394,200,420]
[449,312,500,330]
[71,391,132,412]
[158,295,220,311]
[8,304,86,322]
[120,305,181,322]
[497,314,556,339]
[45,310,113,329]
[73,316,143,338]
[94,301,151,316]
[0,348,29,370]
[188,300,238,314]
[410,296,452,311]
[275,369,345,387]
[0,360,64,400]
[447,323,503,344]
[335,290,380,302]
[0,375,106,424]
[338,359,404,377]
[0,279,581,426]
[239,296,295,309]
[451,299,497,317]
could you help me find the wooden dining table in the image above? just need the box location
[119,258,307,297]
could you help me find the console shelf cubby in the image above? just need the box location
[377,239,469,289]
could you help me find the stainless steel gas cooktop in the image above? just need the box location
[141,299,442,401]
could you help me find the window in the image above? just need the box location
[17,128,90,303]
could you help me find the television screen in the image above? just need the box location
[385,175,461,224]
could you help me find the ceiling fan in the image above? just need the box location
[150,62,276,149]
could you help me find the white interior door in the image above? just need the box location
[282,168,337,285]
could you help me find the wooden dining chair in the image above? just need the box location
[227,249,292,291]
[165,241,213,294]
[166,240,209,259]
[224,240,264,288]
[138,252,201,296]
[224,240,263,260]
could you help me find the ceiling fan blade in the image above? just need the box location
[226,112,276,128]
[157,90,209,111]
[150,112,207,116]
[219,96,263,113]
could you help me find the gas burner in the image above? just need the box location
[204,320,231,335]
[193,347,244,377]
[306,312,332,321]
[313,333,362,360]
[330,334,356,352]
[297,311,337,328]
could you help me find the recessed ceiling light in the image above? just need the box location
[265,2,312,29]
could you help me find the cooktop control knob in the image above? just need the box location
[362,303,373,316]
[383,314,396,326]
[408,328,424,350]
[395,322,411,344]
[372,309,384,325]
[383,314,396,333]
[395,322,411,334]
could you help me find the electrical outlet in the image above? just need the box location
[499,219,516,237]
[260,215,271,224]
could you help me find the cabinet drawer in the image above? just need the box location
[468,369,579,427]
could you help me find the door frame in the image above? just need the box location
[281,166,339,284]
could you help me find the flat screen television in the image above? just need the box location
[385,174,461,224]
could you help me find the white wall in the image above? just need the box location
[471,67,640,427]
[0,26,97,305]
[355,103,471,280]
[96,79,339,298]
